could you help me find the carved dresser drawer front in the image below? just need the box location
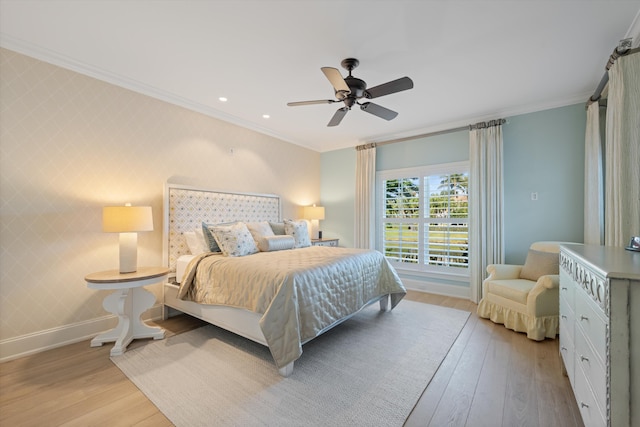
[574,289,607,365]
[559,296,575,344]
[574,326,607,411]
[559,268,575,307]
[574,368,607,427]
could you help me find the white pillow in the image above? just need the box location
[257,235,295,252]
[211,222,259,257]
[245,221,275,242]
[183,231,206,255]
[194,227,208,252]
[284,219,311,248]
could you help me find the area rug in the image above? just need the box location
[112,300,470,427]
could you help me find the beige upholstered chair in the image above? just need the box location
[477,241,564,340]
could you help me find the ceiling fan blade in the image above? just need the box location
[287,100,337,106]
[360,102,398,121]
[365,77,414,99]
[327,107,348,127]
[321,67,350,94]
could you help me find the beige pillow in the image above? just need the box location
[519,249,559,281]
[245,221,275,242]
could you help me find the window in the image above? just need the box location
[377,162,469,276]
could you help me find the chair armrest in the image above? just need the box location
[486,264,523,280]
[536,274,559,290]
[527,274,560,317]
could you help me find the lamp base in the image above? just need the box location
[119,232,138,273]
[310,219,320,240]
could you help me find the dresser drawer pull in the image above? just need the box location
[561,287,567,291]
[561,346,567,352]
[580,355,589,362]
[580,315,589,321]
[580,402,589,409]
[561,315,567,320]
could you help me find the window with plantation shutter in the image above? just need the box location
[378,162,469,276]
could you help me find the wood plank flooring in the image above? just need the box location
[0,291,583,426]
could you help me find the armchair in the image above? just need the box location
[477,241,565,340]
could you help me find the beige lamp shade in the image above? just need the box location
[303,205,325,220]
[103,206,154,233]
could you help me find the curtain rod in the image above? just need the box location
[355,118,506,151]
[587,39,638,106]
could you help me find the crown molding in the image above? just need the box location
[0,34,300,148]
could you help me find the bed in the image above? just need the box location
[162,183,406,376]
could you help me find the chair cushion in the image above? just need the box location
[485,279,535,305]
[519,249,559,281]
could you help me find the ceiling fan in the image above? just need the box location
[287,58,414,127]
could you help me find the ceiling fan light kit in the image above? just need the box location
[288,58,414,127]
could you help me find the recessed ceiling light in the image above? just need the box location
[219,97,228,102]
[262,114,270,119]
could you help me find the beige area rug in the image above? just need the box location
[112,300,470,427]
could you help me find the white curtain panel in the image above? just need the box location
[469,124,504,303]
[605,53,640,247]
[355,145,376,249]
[584,102,604,245]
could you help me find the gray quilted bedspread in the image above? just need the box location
[177,246,406,368]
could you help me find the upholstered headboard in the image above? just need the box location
[163,183,281,272]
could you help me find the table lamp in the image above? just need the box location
[304,204,325,240]
[103,204,153,273]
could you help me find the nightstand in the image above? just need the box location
[311,238,339,247]
[85,266,168,356]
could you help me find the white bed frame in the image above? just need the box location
[161,183,389,376]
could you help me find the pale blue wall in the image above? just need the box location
[502,104,585,263]
[320,103,586,291]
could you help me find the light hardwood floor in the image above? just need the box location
[0,291,583,426]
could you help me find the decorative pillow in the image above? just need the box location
[202,221,236,252]
[269,222,286,235]
[257,235,296,252]
[245,221,275,242]
[519,249,559,281]
[283,219,311,248]
[184,231,206,255]
[211,222,259,257]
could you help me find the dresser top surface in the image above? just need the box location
[561,244,640,280]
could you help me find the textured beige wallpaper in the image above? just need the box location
[0,48,320,344]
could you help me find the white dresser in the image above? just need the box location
[559,244,640,427]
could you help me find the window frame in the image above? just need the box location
[376,161,470,279]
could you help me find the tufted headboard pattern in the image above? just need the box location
[163,183,281,272]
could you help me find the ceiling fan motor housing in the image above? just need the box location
[338,76,367,107]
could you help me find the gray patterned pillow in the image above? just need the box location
[211,222,259,257]
[202,221,236,252]
[283,219,311,248]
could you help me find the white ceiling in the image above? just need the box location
[1,1,639,152]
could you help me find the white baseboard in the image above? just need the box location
[403,277,471,299]
[0,304,164,363]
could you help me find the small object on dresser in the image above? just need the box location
[311,238,339,247]
[625,236,640,252]
[318,230,322,239]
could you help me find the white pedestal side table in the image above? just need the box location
[85,266,169,356]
